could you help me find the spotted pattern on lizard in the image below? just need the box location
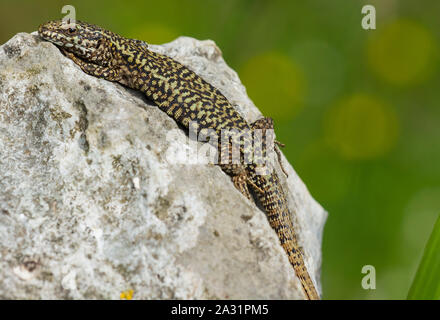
[38,20,320,300]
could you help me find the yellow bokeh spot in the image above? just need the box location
[325,94,399,160]
[129,23,178,45]
[120,289,134,300]
[367,19,436,86]
[240,52,305,121]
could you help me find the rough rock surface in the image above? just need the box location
[0,32,327,299]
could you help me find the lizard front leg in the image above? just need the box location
[61,49,121,82]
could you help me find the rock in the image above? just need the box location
[0,32,327,299]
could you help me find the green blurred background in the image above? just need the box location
[1,0,439,299]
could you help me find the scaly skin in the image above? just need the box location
[38,20,320,300]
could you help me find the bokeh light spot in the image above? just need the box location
[325,94,399,160]
[367,19,436,86]
[240,52,305,121]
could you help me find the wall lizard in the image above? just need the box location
[38,20,320,300]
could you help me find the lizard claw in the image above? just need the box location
[275,140,285,148]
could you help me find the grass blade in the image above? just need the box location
[407,214,440,300]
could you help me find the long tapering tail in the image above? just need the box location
[250,169,320,300]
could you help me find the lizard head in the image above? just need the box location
[38,19,117,67]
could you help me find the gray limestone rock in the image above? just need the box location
[0,32,327,299]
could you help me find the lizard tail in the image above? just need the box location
[269,208,321,300]
[251,171,321,300]
[284,239,321,300]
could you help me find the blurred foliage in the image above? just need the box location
[1,0,439,299]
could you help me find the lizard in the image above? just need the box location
[38,19,320,300]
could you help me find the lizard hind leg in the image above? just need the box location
[251,117,289,177]
[220,163,254,200]
[232,172,252,200]
[232,169,266,200]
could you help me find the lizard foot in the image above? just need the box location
[232,172,252,200]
